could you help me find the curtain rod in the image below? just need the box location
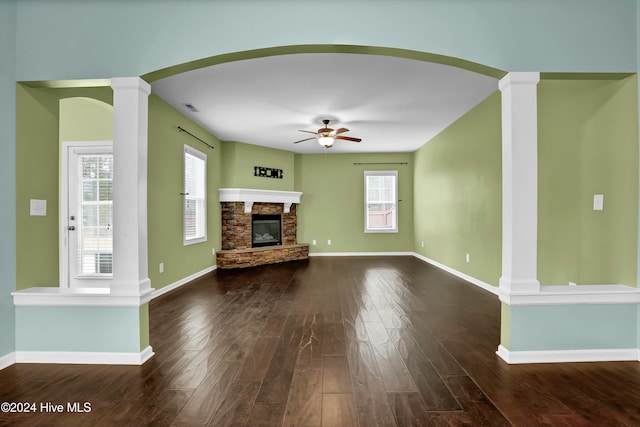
[177,126,215,150]
[353,162,408,165]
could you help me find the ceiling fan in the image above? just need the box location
[293,119,362,148]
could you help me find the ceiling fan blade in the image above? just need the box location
[332,127,349,136]
[335,135,361,142]
[298,130,318,135]
[293,137,316,144]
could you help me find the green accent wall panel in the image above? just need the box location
[413,92,502,287]
[147,94,222,291]
[221,141,295,191]
[294,153,414,253]
[59,97,113,142]
[538,77,639,287]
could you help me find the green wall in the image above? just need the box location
[294,153,414,253]
[15,85,113,290]
[147,94,222,290]
[538,77,639,287]
[413,92,503,286]
[16,87,221,292]
[60,97,113,141]
[221,141,294,191]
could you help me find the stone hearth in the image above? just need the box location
[216,189,308,269]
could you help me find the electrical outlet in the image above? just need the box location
[421,241,424,248]
[212,247,216,256]
[159,262,164,273]
[328,239,332,245]
[466,253,470,263]
[312,239,317,245]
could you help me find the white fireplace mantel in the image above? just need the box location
[218,188,303,213]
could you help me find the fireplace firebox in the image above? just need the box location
[252,214,282,247]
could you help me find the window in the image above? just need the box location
[365,170,398,233]
[184,145,207,244]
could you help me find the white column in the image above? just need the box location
[110,77,151,295]
[499,72,541,294]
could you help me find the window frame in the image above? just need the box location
[364,170,399,233]
[183,144,207,245]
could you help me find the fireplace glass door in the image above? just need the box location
[252,214,282,247]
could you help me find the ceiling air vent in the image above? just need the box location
[183,103,200,113]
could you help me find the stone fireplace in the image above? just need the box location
[216,188,309,268]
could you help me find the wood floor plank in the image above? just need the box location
[207,380,261,427]
[322,322,346,356]
[170,360,241,426]
[346,339,398,426]
[364,321,417,393]
[322,355,353,393]
[387,392,434,426]
[283,367,323,427]
[321,393,359,427]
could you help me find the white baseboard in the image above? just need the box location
[412,252,499,296]
[15,345,155,365]
[309,252,415,257]
[151,265,216,300]
[497,344,640,364]
[0,352,16,371]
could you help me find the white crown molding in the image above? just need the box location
[110,76,151,95]
[497,345,639,364]
[152,265,216,300]
[218,188,303,213]
[15,346,154,365]
[0,352,16,371]
[498,71,540,90]
[12,287,154,307]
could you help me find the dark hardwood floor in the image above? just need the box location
[2,256,640,426]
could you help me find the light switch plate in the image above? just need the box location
[30,199,47,216]
[593,194,604,211]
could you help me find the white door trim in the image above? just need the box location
[60,141,113,288]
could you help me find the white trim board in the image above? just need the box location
[412,253,500,296]
[497,345,639,364]
[151,265,216,300]
[0,352,16,371]
[14,346,154,365]
[12,287,153,307]
[309,252,415,257]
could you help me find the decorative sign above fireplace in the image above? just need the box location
[254,166,283,179]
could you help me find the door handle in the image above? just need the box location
[67,226,76,231]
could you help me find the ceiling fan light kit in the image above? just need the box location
[294,119,362,148]
[318,136,334,147]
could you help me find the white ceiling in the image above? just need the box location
[151,53,499,154]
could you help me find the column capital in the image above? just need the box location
[499,72,540,91]
[111,77,151,95]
